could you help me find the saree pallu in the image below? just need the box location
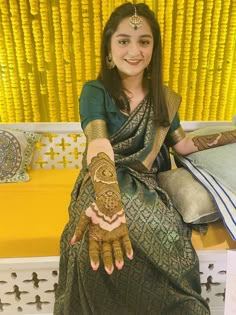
[54,96,210,315]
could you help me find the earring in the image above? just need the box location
[106,52,115,69]
[146,65,151,80]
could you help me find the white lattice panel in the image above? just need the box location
[0,257,59,315]
[31,133,86,169]
[198,251,227,315]
[0,252,227,315]
[224,250,236,315]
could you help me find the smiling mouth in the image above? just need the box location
[125,59,142,65]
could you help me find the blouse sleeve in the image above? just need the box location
[166,113,186,146]
[79,82,107,131]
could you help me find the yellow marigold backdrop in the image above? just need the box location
[0,0,235,122]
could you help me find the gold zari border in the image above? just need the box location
[169,126,186,146]
[84,119,109,143]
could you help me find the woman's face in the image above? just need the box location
[110,16,154,79]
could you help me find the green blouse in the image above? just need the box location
[79,80,181,138]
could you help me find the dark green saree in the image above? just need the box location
[54,81,210,315]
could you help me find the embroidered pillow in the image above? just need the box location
[0,128,40,183]
[157,167,220,224]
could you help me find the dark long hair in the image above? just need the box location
[97,2,170,127]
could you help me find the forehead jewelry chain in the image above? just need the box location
[129,6,143,30]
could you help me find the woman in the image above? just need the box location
[54,3,236,314]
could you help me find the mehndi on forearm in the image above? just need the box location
[192,129,236,151]
[88,152,126,231]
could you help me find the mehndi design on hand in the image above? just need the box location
[71,152,133,274]
[192,129,236,151]
[87,152,126,230]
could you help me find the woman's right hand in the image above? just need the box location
[70,202,133,275]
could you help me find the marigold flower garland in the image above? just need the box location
[155,0,165,46]
[227,47,236,120]
[93,1,102,76]
[0,38,8,121]
[1,0,22,121]
[178,0,194,119]
[225,1,236,121]
[40,0,57,121]
[202,0,221,120]
[217,0,236,120]
[101,0,110,30]
[52,2,67,121]
[210,0,230,120]
[193,0,214,121]
[29,0,38,16]
[30,0,50,122]
[185,0,204,121]
[0,1,12,121]
[19,0,40,121]
[171,0,184,93]
[71,0,83,100]
[81,0,92,81]
[162,0,173,86]
[59,0,75,121]
[31,15,48,122]
[10,0,32,121]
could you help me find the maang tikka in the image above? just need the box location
[129,6,143,30]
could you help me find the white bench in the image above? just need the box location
[0,121,235,315]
